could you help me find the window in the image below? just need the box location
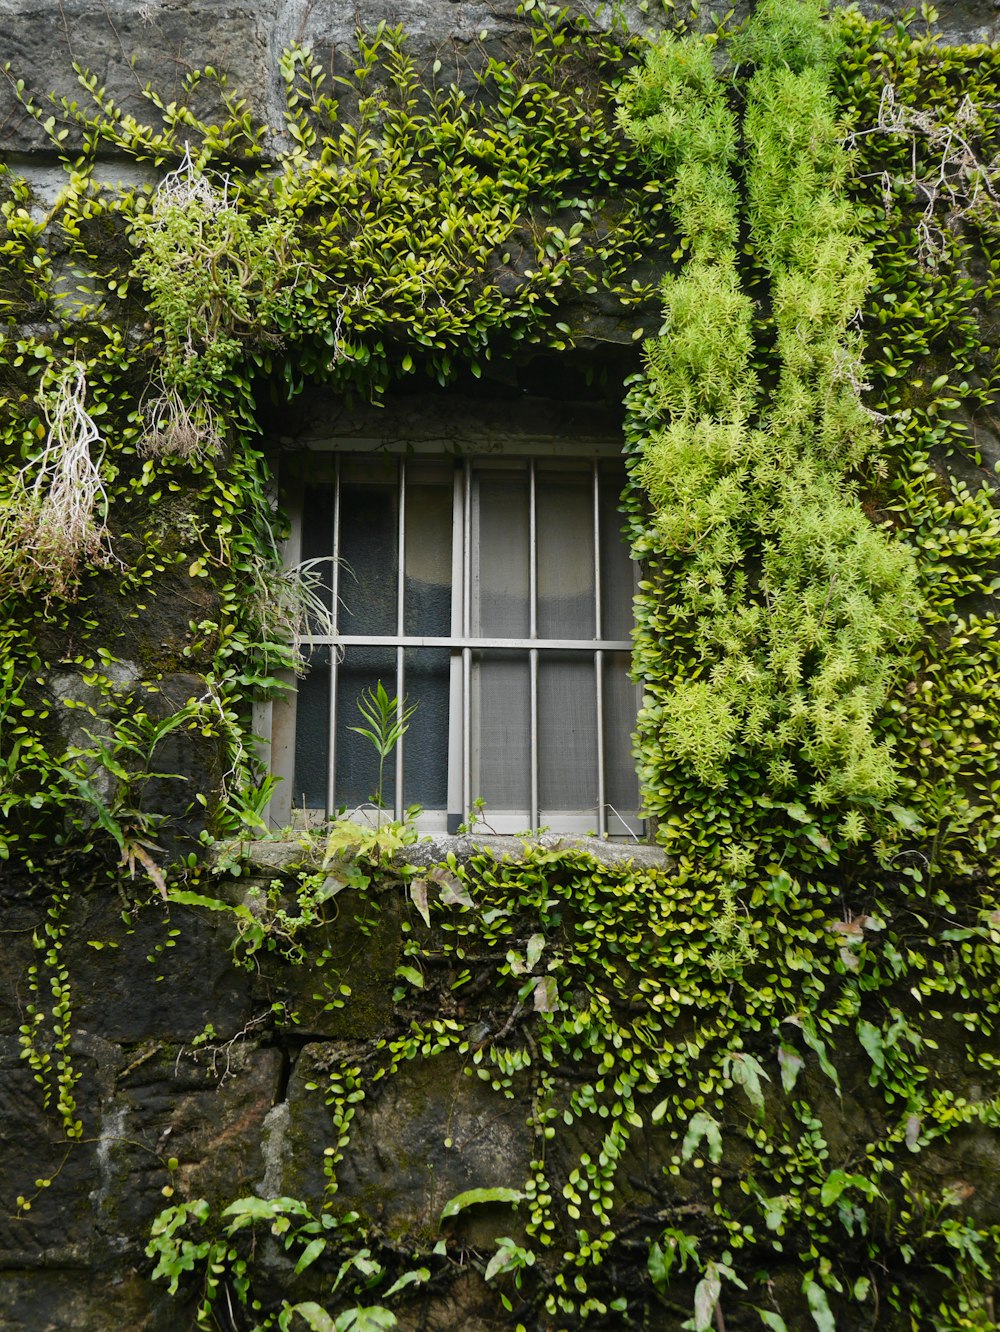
[266,447,641,836]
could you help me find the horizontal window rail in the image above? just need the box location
[303,635,634,651]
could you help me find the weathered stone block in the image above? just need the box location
[0,1040,100,1266]
[0,1269,175,1332]
[64,890,256,1045]
[109,1041,284,1226]
[1,0,278,154]
[257,885,403,1039]
[282,1044,533,1243]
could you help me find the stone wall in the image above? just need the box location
[0,836,678,1330]
[3,0,996,167]
[2,2,1000,1329]
[4,835,999,1330]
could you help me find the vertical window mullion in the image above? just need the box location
[595,652,606,837]
[462,458,472,822]
[394,458,406,822]
[593,461,607,837]
[592,460,603,637]
[529,458,539,831]
[268,467,304,830]
[327,454,341,819]
[394,645,405,821]
[447,461,465,832]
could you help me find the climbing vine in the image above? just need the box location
[141,836,1000,1330]
[619,0,1000,900]
[1,2,1000,1331]
[0,6,662,873]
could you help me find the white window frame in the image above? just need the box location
[257,439,642,839]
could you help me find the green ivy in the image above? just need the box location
[144,841,1000,1329]
[0,5,663,876]
[1,3,1000,1330]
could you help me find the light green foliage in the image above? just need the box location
[268,845,1000,1327]
[348,681,417,821]
[832,8,1000,880]
[110,19,652,406]
[167,814,414,970]
[439,1186,524,1220]
[17,893,82,1144]
[617,35,737,199]
[622,2,924,875]
[0,4,660,871]
[141,794,998,1329]
[3,4,1000,1330]
[743,63,872,471]
[130,149,297,400]
[147,1192,425,1329]
[730,0,843,75]
[642,263,755,418]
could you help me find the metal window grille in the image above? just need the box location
[269,452,642,837]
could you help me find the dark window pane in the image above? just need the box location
[537,467,595,638]
[405,469,453,635]
[292,645,331,811]
[335,646,397,812]
[401,648,451,810]
[472,650,530,810]
[339,467,398,636]
[539,653,598,811]
[300,482,335,614]
[473,466,530,637]
[603,651,640,818]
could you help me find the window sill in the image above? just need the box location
[208,831,670,879]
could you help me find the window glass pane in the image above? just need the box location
[402,648,450,810]
[600,462,634,640]
[339,467,398,635]
[603,651,640,820]
[537,466,595,639]
[539,653,598,810]
[473,466,529,637]
[335,646,397,812]
[292,645,331,812]
[405,467,453,636]
[286,451,638,833]
[472,650,530,810]
[300,482,335,614]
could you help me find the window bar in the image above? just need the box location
[462,458,472,822]
[593,461,607,837]
[326,635,632,651]
[395,457,406,822]
[529,459,539,831]
[327,454,342,821]
[447,462,466,832]
[267,468,304,830]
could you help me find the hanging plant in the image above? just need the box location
[0,363,111,601]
